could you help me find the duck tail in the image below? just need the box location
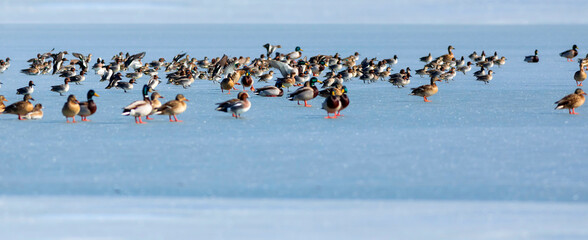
[121,109,132,116]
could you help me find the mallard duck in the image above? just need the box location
[146,92,164,120]
[321,91,341,119]
[51,78,70,96]
[277,72,296,91]
[560,44,578,62]
[16,81,35,95]
[254,82,284,97]
[220,73,239,94]
[286,46,303,59]
[263,43,281,58]
[215,92,251,118]
[287,77,321,107]
[78,89,99,121]
[0,95,8,113]
[24,103,43,120]
[409,77,441,102]
[122,85,153,124]
[4,94,34,120]
[476,70,494,84]
[155,94,189,122]
[240,72,255,91]
[574,63,587,86]
[524,50,539,63]
[62,94,80,123]
[336,86,349,116]
[555,88,586,114]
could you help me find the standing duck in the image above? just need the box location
[555,88,586,114]
[4,94,34,120]
[122,85,152,124]
[155,94,189,122]
[336,86,349,117]
[254,82,284,97]
[116,78,136,92]
[409,77,441,102]
[287,77,321,107]
[574,63,587,86]
[216,92,251,118]
[16,81,35,95]
[77,89,99,121]
[560,44,579,62]
[321,91,341,119]
[50,78,70,96]
[62,94,80,123]
[524,50,539,63]
[147,75,161,90]
[24,104,43,120]
[476,70,494,84]
[0,95,7,113]
[240,71,255,91]
[220,73,239,94]
[440,45,455,62]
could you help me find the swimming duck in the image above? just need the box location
[116,79,136,92]
[254,82,284,97]
[286,46,303,59]
[287,77,321,107]
[215,92,251,118]
[4,94,34,120]
[336,86,349,116]
[0,95,7,113]
[476,70,494,84]
[560,45,579,62]
[321,91,341,119]
[51,78,70,96]
[122,85,153,124]
[16,81,35,95]
[155,94,189,122]
[525,50,539,63]
[409,77,441,102]
[555,88,586,114]
[263,43,281,59]
[62,94,80,123]
[574,63,587,86]
[77,89,99,121]
[24,103,43,120]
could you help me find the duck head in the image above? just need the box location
[295,46,302,52]
[67,94,78,104]
[176,94,189,102]
[87,89,99,100]
[24,94,34,101]
[575,88,587,95]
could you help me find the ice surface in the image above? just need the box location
[0,24,587,238]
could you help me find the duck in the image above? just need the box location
[263,43,281,59]
[4,94,34,120]
[555,88,586,114]
[24,103,43,120]
[258,70,274,83]
[456,56,466,67]
[336,86,349,117]
[147,75,161,90]
[473,66,486,77]
[155,94,189,122]
[276,72,296,91]
[240,71,255,91]
[524,50,539,63]
[254,82,284,97]
[122,85,153,124]
[468,51,479,60]
[440,67,457,82]
[77,89,99,121]
[494,56,507,67]
[321,91,341,119]
[457,61,472,75]
[220,73,239,94]
[50,78,70,96]
[16,81,35,95]
[287,77,321,107]
[574,63,587,86]
[62,94,80,123]
[116,79,136,92]
[69,70,86,85]
[390,74,410,88]
[20,66,41,75]
[409,77,441,102]
[215,92,251,118]
[286,46,303,59]
[440,45,455,62]
[560,44,579,61]
[0,95,7,113]
[420,53,432,63]
[474,51,486,62]
[146,92,164,120]
[476,70,494,84]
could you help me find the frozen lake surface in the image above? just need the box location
[0,24,587,239]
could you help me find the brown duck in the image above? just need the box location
[4,94,34,120]
[555,88,586,114]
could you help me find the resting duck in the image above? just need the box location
[420,53,432,63]
[476,70,494,84]
[24,103,43,120]
[146,92,164,120]
[555,88,586,114]
[62,94,80,123]
[16,81,35,95]
[560,44,578,62]
[336,86,349,117]
[122,85,152,124]
[215,92,251,118]
[321,91,341,119]
[51,78,70,96]
[4,94,34,120]
[287,77,321,107]
[574,63,586,86]
[524,50,539,63]
[440,45,455,62]
[277,72,296,92]
[78,89,99,121]
[254,82,284,97]
[258,70,274,83]
[409,77,441,102]
[155,94,189,122]
[0,95,7,113]
[286,46,303,59]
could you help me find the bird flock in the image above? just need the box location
[0,44,586,123]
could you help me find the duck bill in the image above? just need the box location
[94,93,100,97]
[184,99,190,101]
